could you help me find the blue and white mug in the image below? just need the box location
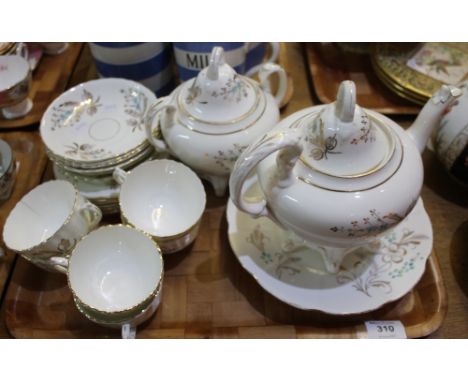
[89,42,175,97]
[173,42,279,81]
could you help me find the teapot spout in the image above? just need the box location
[407,85,462,153]
[206,46,225,81]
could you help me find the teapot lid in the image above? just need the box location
[299,81,396,178]
[177,47,260,124]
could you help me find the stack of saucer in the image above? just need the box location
[40,78,161,214]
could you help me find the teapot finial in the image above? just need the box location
[206,46,225,81]
[335,80,356,123]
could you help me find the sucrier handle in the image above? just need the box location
[145,97,173,154]
[258,63,288,107]
[229,132,302,218]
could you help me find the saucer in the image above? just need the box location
[226,192,433,314]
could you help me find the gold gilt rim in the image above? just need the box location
[371,43,444,100]
[3,180,79,253]
[298,132,404,193]
[297,112,397,179]
[50,146,154,176]
[121,213,202,242]
[67,224,164,316]
[175,92,267,136]
[177,77,263,126]
[46,139,152,169]
[74,278,163,325]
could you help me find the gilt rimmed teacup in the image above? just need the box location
[0,139,16,202]
[66,225,164,338]
[2,180,102,272]
[113,159,206,254]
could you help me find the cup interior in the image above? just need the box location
[3,180,76,251]
[120,160,206,237]
[68,225,162,313]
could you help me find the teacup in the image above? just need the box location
[113,159,206,254]
[0,139,16,202]
[2,180,102,272]
[173,42,279,81]
[66,225,164,338]
[0,55,32,119]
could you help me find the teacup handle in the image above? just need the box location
[121,323,136,339]
[257,63,288,107]
[78,199,102,230]
[229,132,302,218]
[145,97,173,153]
[48,256,69,274]
[112,166,128,185]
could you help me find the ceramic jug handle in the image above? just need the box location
[257,63,288,107]
[78,198,102,230]
[229,132,302,218]
[145,97,173,154]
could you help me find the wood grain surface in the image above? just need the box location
[305,43,421,115]
[0,43,466,338]
[0,43,83,129]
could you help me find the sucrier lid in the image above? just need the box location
[177,46,260,124]
[299,81,396,178]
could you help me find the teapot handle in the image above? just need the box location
[145,97,173,153]
[229,132,302,218]
[257,63,288,107]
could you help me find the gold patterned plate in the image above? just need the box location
[227,185,433,315]
[372,43,468,103]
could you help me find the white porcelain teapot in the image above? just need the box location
[230,80,461,273]
[144,46,287,196]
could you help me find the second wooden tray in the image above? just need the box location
[3,197,447,339]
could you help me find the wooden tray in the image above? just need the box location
[0,131,48,300]
[305,43,421,115]
[0,43,83,129]
[4,192,447,339]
